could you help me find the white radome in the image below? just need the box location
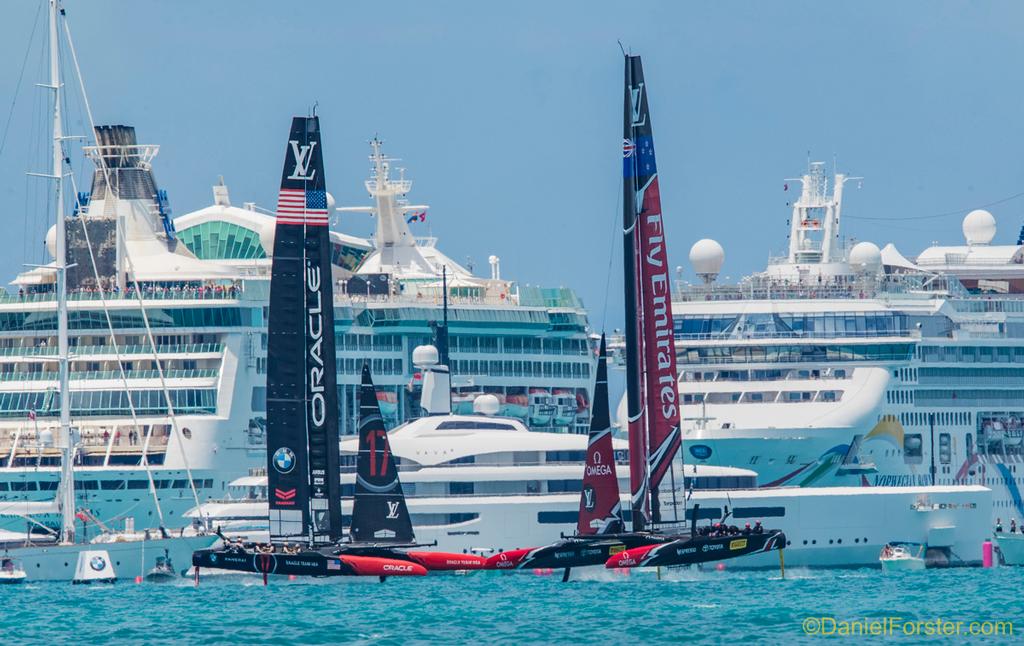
[45,224,57,258]
[473,394,501,416]
[326,192,336,213]
[963,209,996,245]
[689,238,725,281]
[412,344,440,367]
[848,241,882,274]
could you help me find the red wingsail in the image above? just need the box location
[623,55,682,524]
[637,179,682,501]
[577,335,625,535]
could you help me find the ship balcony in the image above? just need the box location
[1,427,169,467]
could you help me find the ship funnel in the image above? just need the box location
[413,344,451,415]
[93,125,142,167]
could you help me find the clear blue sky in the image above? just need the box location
[2,1,1023,331]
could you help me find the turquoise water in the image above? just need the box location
[8,567,1023,644]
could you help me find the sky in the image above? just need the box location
[2,0,1024,332]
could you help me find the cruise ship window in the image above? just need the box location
[939,434,951,464]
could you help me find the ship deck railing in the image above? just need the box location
[0,369,218,382]
[1,285,242,304]
[0,343,223,358]
[672,273,984,302]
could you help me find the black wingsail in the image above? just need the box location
[266,116,343,547]
[350,364,415,544]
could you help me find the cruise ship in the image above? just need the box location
[0,128,595,533]
[662,161,1024,525]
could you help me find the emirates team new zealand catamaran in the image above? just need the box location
[483,55,786,580]
[191,117,485,581]
[607,54,785,571]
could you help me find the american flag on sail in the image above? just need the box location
[277,188,329,226]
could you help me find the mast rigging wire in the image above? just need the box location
[0,1,43,161]
[62,10,203,524]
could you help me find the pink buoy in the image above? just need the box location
[983,540,993,568]
[715,563,726,572]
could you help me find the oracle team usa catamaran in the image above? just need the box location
[191,117,484,580]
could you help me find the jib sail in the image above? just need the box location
[350,364,415,544]
[577,335,624,535]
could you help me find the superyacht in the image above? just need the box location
[665,161,1024,526]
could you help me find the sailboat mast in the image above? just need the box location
[49,0,75,545]
[622,56,649,531]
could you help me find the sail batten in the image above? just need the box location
[623,55,683,527]
[266,117,343,546]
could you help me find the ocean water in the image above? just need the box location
[7,566,1023,644]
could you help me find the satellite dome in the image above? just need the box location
[848,241,882,274]
[412,344,440,367]
[963,209,996,245]
[326,192,336,213]
[38,428,54,447]
[689,239,724,283]
[473,394,500,416]
[45,225,57,259]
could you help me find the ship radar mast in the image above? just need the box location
[785,161,861,265]
[337,138,435,277]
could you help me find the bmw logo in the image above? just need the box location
[209,553,218,564]
[689,444,713,461]
[89,556,107,572]
[273,447,296,474]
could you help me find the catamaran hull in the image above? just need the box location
[486,534,665,571]
[607,530,786,569]
[192,548,427,577]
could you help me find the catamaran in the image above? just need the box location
[483,337,667,579]
[606,53,786,571]
[191,117,483,580]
